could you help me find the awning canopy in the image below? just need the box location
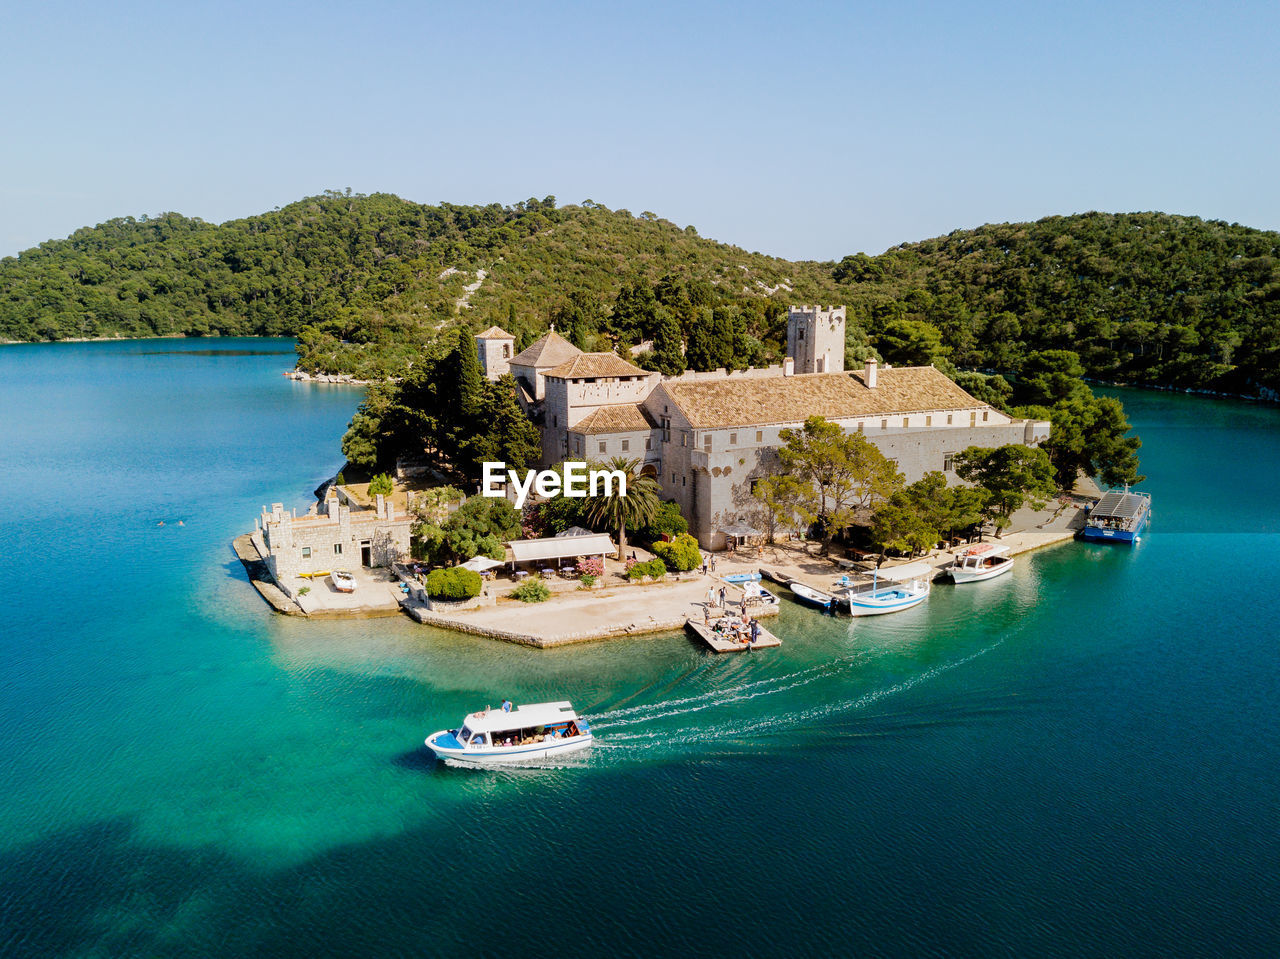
[507,534,615,565]
[458,555,504,572]
[718,523,762,538]
[875,561,934,581]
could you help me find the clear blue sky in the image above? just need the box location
[3,0,1278,261]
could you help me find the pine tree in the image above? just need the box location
[646,306,686,376]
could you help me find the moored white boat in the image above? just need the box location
[838,561,932,616]
[948,543,1014,583]
[330,569,357,592]
[425,701,592,766]
[789,582,835,611]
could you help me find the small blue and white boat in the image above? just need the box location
[722,571,762,584]
[425,701,592,766]
[789,582,836,611]
[837,561,932,616]
[1080,487,1151,543]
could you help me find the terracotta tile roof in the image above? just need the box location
[475,325,514,339]
[544,352,651,379]
[509,330,583,368]
[657,367,987,429]
[569,404,657,434]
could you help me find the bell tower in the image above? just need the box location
[786,306,846,374]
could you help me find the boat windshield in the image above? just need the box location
[459,725,473,743]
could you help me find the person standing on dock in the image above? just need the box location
[718,586,727,609]
[706,585,716,609]
[749,618,760,646]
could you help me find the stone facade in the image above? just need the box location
[786,305,846,374]
[256,488,411,597]
[475,326,515,382]
[485,314,1052,550]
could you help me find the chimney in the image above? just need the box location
[865,357,878,389]
[784,357,795,376]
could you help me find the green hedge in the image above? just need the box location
[627,558,667,580]
[425,567,482,600]
[650,533,701,571]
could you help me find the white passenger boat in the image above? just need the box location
[425,701,592,766]
[838,561,932,616]
[330,569,357,592]
[948,543,1014,583]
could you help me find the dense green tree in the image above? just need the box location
[645,307,686,376]
[468,375,542,477]
[871,471,988,555]
[632,499,688,545]
[413,493,521,566]
[759,416,903,553]
[954,445,1057,537]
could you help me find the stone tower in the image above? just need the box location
[786,305,846,374]
[474,326,516,382]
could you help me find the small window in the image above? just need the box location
[750,478,760,494]
[334,543,343,555]
[301,546,311,559]
[857,422,864,433]
[755,430,763,443]
[703,435,712,452]
[682,434,687,447]
[645,437,652,450]
[943,452,955,472]
[552,415,558,427]
[621,439,630,452]
[902,417,909,428]
[925,415,932,426]
[599,441,607,454]
[983,411,989,422]
[503,344,511,358]
[672,473,676,484]
[729,432,737,445]
[682,476,687,487]
[947,414,953,425]
[970,412,977,427]
[881,419,888,430]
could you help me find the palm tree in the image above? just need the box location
[582,457,661,561]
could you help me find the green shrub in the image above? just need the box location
[650,533,701,571]
[297,586,311,597]
[627,558,667,580]
[369,472,394,497]
[634,500,688,544]
[512,577,551,603]
[425,567,482,600]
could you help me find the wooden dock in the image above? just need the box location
[685,617,782,654]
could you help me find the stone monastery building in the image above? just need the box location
[477,308,1050,550]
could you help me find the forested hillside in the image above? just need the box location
[3,195,1278,394]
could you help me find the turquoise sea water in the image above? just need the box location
[1,340,1278,957]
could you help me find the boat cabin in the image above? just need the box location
[454,701,585,749]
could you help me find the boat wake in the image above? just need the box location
[586,654,871,733]
[593,640,1005,755]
